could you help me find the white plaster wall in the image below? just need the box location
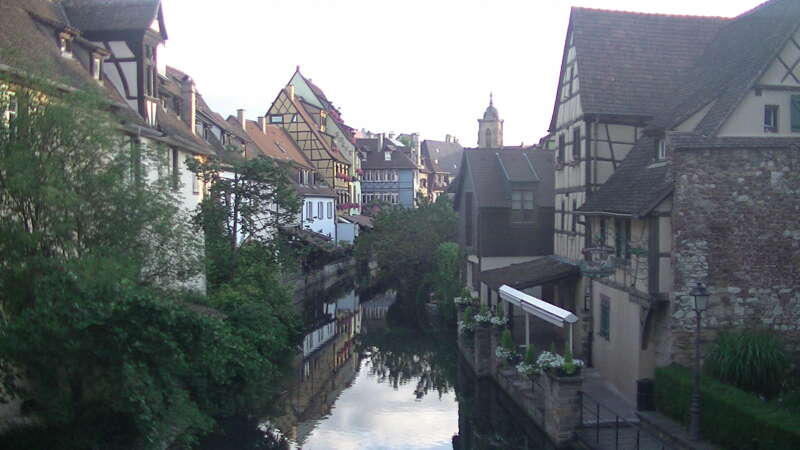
[302,196,336,240]
[719,89,800,136]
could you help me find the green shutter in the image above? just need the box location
[791,95,800,132]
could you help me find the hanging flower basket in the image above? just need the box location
[580,245,616,279]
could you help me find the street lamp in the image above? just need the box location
[688,281,709,441]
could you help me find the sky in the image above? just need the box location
[160,0,764,147]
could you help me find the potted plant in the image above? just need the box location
[536,345,584,377]
[490,306,508,330]
[515,347,541,389]
[495,329,518,367]
[459,306,476,340]
[474,305,492,328]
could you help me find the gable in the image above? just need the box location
[758,28,800,87]
[552,29,583,131]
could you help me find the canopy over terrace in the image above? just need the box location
[499,285,579,353]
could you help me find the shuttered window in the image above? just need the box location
[600,296,610,340]
[791,95,800,132]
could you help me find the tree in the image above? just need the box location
[0,71,299,448]
[432,242,461,326]
[188,154,300,288]
[355,196,457,325]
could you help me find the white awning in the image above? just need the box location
[499,285,578,328]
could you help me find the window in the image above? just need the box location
[764,105,779,133]
[600,295,610,340]
[192,172,199,195]
[91,55,102,80]
[572,127,581,160]
[384,151,391,161]
[291,114,298,122]
[572,199,578,232]
[298,170,304,185]
[171,148,180,191]
[599,219,607,246]
[511,190,535,223]
[306,201,313,220]
[792,96,800,132]
[269,114,283,124]
[614,218,631,261]
[59,33,72,56]
[317,201,323,219]
[327,201,333,218]
[1,90,17,128]
[558,134,565,163]
[656,139,667,161]
[465,192,474,246]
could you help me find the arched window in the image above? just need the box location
[485,128,493,147]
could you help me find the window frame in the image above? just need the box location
[269,114,283,124]
[600,295,610,340]
[764,104,779,133]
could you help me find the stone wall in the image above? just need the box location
[457,324,582,447]
[671,146,800,365]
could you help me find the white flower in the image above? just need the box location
[458,320,475,334]
[516,362,540,377]
[495,346,513,360]
[489,316,508,326]
[474,312,493,323]
[454,296,474,305]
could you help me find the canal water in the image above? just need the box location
[268,283,557,450]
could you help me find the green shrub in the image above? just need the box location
[705,331,789,398]
[524,346,537,365]
[655,364,800,449]
[500,329,515,352]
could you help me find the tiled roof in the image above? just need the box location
[361,149,418,170]
[61,0,161,33]
[421,140,464,176]
[653,0,800,134]
[155,106,214,156]
[579,0,800,217]
[480,256,579,292]
[241,120,314,170]
[550,8,726,130]
[341,214,374,229]
[459,147,554,209]
[578,136,671,217]
[0,0,131,105]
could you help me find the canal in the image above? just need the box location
[199,280,558,449]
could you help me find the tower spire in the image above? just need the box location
[490,92,493,107]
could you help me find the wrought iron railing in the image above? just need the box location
[578,391,672,450]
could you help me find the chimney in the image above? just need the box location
[258,116,267,133]
[445,134,451,143]
[287,84,295,100]
[388,132,395,140]
[237,109,246,130]
[180,77,196,133]
[378,133,384,152]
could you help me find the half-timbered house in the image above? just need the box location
[287,68,361,215]
[574,0,800,402]
[265,86,351,212]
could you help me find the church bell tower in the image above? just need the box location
[478,93,503,148]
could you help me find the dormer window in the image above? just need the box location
[384,151,391,161]
[655,139,667,161]
[764,104,779,133]
[58,32,73,57]
[511,190,535,223]
[91,54,103,81]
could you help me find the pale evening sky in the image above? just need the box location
[160,0,763,147]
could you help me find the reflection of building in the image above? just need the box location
[276,289,364,445]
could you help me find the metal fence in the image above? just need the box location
[577,391,672,450]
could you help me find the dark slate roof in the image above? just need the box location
[550,8,726,131]
[578,136,671,217]
[421,139,464,175]
[480,256,579,292]
[578,1,800,218]
[653,0,800,135]
[61,0,162,33]
[361,149,418,170]
[459,147,554,209]
[0,0,130,104]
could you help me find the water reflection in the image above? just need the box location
[199,284,558,449]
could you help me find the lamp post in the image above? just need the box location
[688,282,709,441]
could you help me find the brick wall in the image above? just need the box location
[671,146,800,365]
